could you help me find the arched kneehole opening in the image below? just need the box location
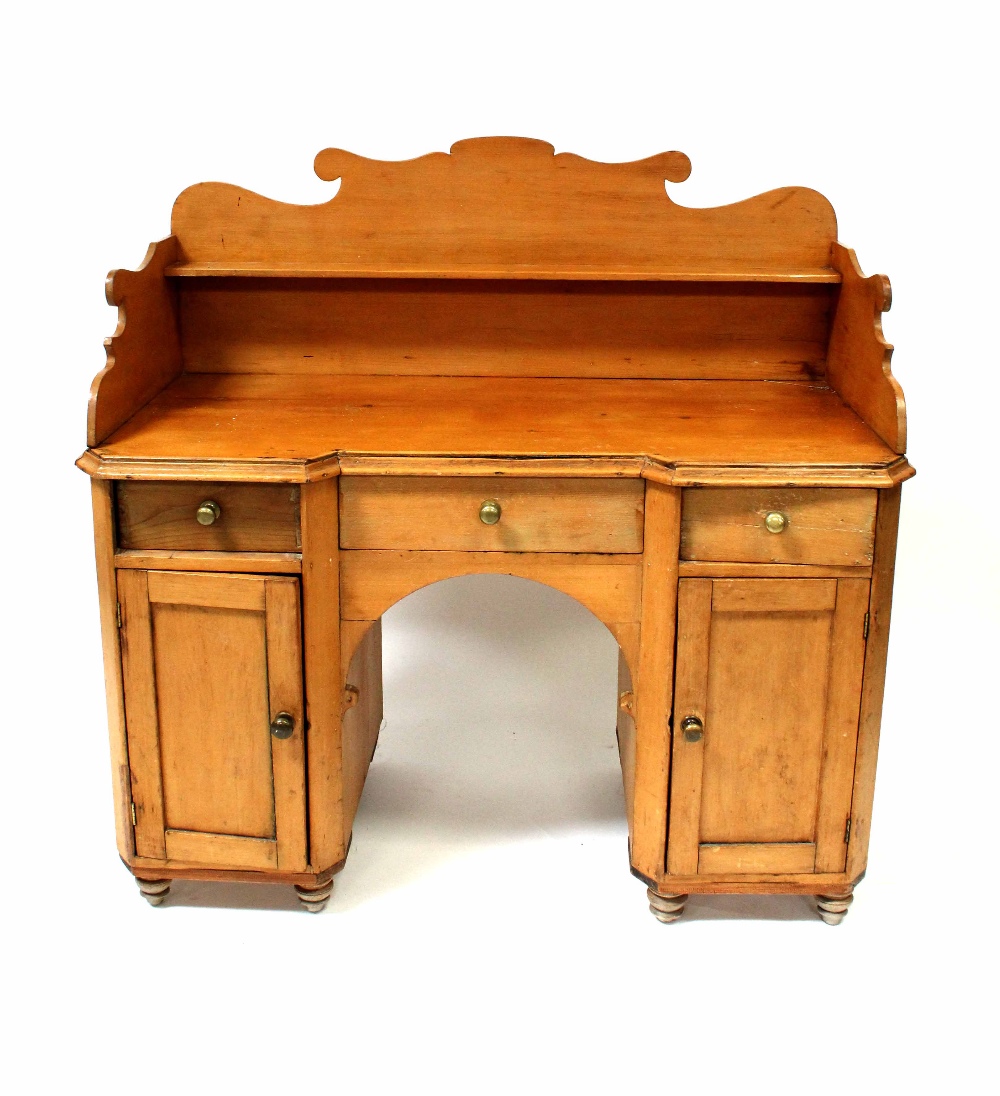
[344,574,628,895]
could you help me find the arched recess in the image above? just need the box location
[339,552,642,679]
[337,558,644,849]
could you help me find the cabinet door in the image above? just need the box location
[118,570,307,872]
[666,577,869,876]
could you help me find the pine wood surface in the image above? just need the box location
[89,237,182,446]
[340,476,644,553]
[114,549,302,573]
[91,480,134,861]
[117,570,308,871]
[168,138,836,277]
[299,478,345,870]
[665,576,868,878]
[828,243,905,452]
[117,481,300,551]
[847,485,902,878]
[176,277,833,381]
[680,487,877,566]
[631,483,682,881]
[340,550,642,658]
[93,374,898,469]
[340,620,384,841]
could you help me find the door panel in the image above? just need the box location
[667,577,869,876]
[118,569,307,872]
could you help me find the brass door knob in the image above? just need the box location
[764,511,788,534]
[479,500,502,525]
[196,500,222,526]
[270,712,295,739]
[681,716,704,743]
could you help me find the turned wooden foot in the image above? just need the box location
[295,880,334,913]
[647,888,688,923]
[136,878,170,907]
[817,892,854,925]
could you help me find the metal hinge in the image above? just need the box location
[863,612,870,639]
[844,817,852,844]
[117,602,123,628]
[131,802,137,826]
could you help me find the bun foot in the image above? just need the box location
[295,880,334,913]
[137,878,170,907]
[647,889,688,923]
[817,893,854,925]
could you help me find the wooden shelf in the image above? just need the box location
[164,262,842,284]
[94,374,896,472]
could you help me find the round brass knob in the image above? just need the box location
[196,500,221,526]
[479,500,501,525]
[681,716,704,743]
[764,511,788,534]
[270,712,295,740]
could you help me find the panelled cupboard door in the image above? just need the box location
[666,577,869,876]
[117,569,308,872]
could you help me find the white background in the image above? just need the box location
[3,2,997,1093]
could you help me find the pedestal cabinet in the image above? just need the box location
[78,139,911,921]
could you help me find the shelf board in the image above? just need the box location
[165,263,842,284]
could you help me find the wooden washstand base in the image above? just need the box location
[136,878,170,906]
[294,880,334,913]
[647,887,856,924]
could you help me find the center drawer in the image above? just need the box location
[339,476,645,552]
[116,481,301,552]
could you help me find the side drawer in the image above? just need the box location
[116,482,301,552]
[340,476,645,552]
[680,488,876,566]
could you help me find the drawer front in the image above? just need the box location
[340,477,645,553]
[116,482,301,552]
[680,488,876,566]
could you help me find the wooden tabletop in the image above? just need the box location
[93,374,899,471]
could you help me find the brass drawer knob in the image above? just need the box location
[270,712,295,740]
[479,500,502,525]
[764,511,788,534]
[196,500,222,526]
[681,716,704,743]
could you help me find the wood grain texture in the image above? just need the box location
[90,480,134,860]
[299,478,345,869]
[847,486,902,878]
[341,620,384,841]
[814,578,870,871]
[698,843,816,874]
[340,551,642,650]
[117,570,309,872]
[89,237,182,446]
[150,588,274,838]
[146,569,266,610]
[665,578,713,875]
[665,577,869,878]
[117,481,300,552]
[115,550,301,574]
[177,278,833,381]
[340,476,644,553]
[617,648,637,842]
[94,374,899,469]
[168,138,836,277]
[679,561,870,579]
[681,488,876,566]
[163,830,278,870]
[828,243,905,452]
[265,578,308,872]
[631,482,682,881]
[117,569,166,858]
